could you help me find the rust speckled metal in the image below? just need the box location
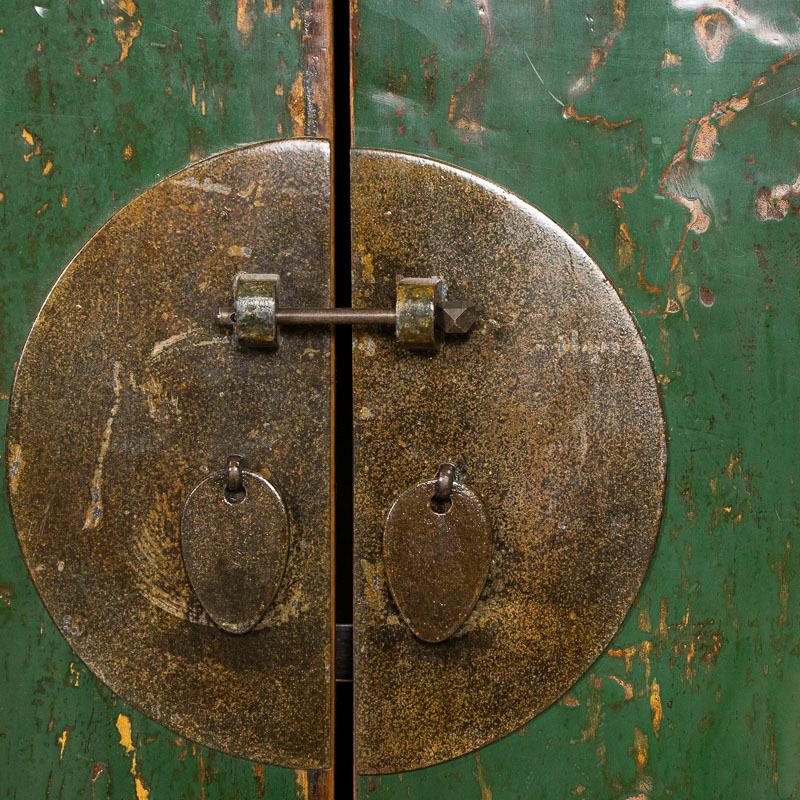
[351,150,667,774]
[5,140,333,769]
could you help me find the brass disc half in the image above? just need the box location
[351,150,667,774]
[6,140,333,769]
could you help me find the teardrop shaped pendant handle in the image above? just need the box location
[181,455,290,635]
[383,464,492,643]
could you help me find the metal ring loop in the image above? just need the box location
[225,455,244,493]
[433,463,456,504]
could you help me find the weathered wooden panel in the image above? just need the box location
[0,2,330,797]
[353,1,800,797]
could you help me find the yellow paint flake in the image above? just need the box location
[111,0,142,64]
[191,84,197,106]
[290,5,302,29]
[650,679,663,736]
[42,159,53,175]
[694,11,735,63]
[237,0,258,47]
[134,774,150,800]
[294,769,309,800]
[60,192,68,208]
[658,598,668,641]
[57,728,69,759]
[287,71,306,136]
[116,714,150,800]
[0,191,4,203]
[580,676,603,741]
[725,451,742,478]
[633,727,648,772]
[609,674,634,700]
[275,83,284,96]
[116,714,134,754]
[264,0,281,12]
[608,645,637,673]
[123,143,135,161]
[21,128,35,146]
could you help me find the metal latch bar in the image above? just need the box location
[217,272,477,352]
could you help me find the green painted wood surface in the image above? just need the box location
[353,1,800,798]
[0,2,317,797]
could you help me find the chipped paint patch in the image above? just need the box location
[674,0,800,50]
[288,71,306,136]
[115,714,150,800]
[693,11,735,62]
[83,361,123,530]
[294,769,309,800]
[699,285,715,307]
[633,727,649,772]
[111,0,143,64]
[691,120,718,161]
[237,0,258,48]
[609,674,634,700]
[57,727,69,759]
[755,175,800,221]
[650,679,663,736]
[473,753,493,800]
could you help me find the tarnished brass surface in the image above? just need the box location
[181,465,290,635]
[351,150,667,774]
[384,471,492,644]
[6,140,333,768]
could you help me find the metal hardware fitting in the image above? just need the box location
[383,463,492,645]
[217,273,478,352]
[181,454,290,636]
[225,454,244,494]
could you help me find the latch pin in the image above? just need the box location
[217,273,477,352]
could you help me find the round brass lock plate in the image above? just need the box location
[6,140,333,769]
[351,150,667,773]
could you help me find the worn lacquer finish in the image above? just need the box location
[353,1,800,797]
[1,2,332,798]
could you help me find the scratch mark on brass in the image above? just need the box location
[351,150,666,774]
[83,361,123,530]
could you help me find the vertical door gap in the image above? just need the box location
[332,2,354,797]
